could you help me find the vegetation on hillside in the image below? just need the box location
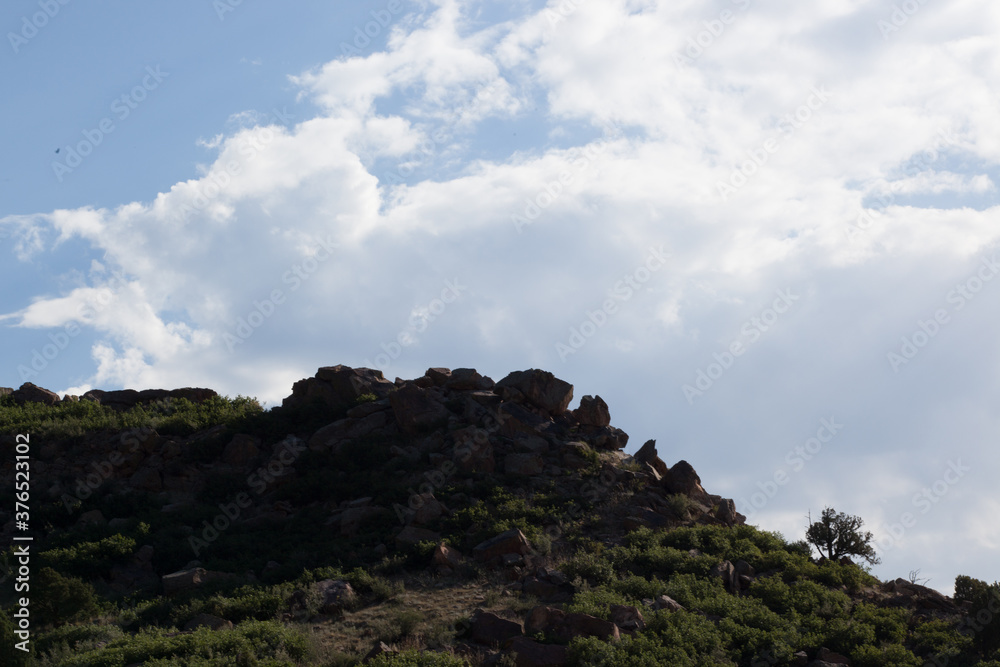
[1,394,998,666]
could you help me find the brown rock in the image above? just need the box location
[222,434,260,467]
[395,525,441,548]
[573,395,610,427]
[12,382,60,405]
[504,637,569,667]
[471,610,524,647]
[654,594,685,611]
[561,613,620,642]
[504,453,545,476]
[525,606,566,635]
[425,367,452,385]
[410,493,447,526]
[363,641,396,663]
[446,368,494,391]
[473,529,532,563]
[609,605,645,632]
[283,365,393,412]
[494,369,574,416]
[634,439,669,478]
[162,567,207,596]
[390,384,451,435]
[664,460,711,503]
[710,560,738,593]
[816,647,850,664]
[316,579,356,615]
[432,542,464,572]
[183,613,233,631]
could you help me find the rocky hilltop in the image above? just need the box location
[0,366,992,667]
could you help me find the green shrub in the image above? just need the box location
[366,650,466,666]
[562,551,615,585]
[39,534,136,579]
[33,567,101,627]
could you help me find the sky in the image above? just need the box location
[2,0,999,594]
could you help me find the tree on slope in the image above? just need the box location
[805,507,881,566]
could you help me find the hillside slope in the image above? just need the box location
[1,365,998,666]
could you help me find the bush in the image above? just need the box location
[366,650,465,666]
[39,534,136,579]
[33,567,101,627]
[563,551,615,585]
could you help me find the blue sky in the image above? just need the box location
[3,0,1000,594]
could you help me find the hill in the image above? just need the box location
[1,365,998,666]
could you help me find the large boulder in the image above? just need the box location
[573,395,610,427]
[432,542,464,573]
[494,369,574,416]
[283,365,393,412]
[308,410,393,451]
[11,383,60,405]
[609,605,645,632]
[395,525,441,548]
[634,439,669,478]
[504,637,569,667]
[471,610,524,647]
[389,384,451,435]
[473,529,532,563]
[315,579,356,615]
[664,460,711,503]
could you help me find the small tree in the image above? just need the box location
[805,507,881,566]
